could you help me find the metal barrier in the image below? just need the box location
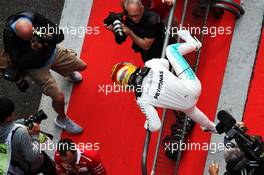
[141,0,178,173]
[142,130,151,175]
[142,0,203,174]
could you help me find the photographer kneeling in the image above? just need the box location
[209,146,264,175]
[0,98,57,175]
[209,111,264,175]
[105,0,175,63]
[0,11,87,134]
[225,146,263,175]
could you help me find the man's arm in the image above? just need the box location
[13,127,44,163]
[3,29,25,65]
[124,26,155,51]
[4,33,47,70]
[137,102,161,132]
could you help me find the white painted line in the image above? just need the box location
[39,0,93,158]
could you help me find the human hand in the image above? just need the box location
[122,24,131,35]
[104,24,113,31]
[28,123,40,135]
[31,40,44,51]
[209,161,219,175]
[144,120,149,130]
[236,122,247,131]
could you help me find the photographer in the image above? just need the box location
[0,11,87,135]
[209,147,263,175]
[210,112,264,175]
[226,145,264,175]
[0,98,57,175]
[105,0,175,63]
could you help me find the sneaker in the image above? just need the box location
[68,71,83,84]
[54,116,83,135]
[177,29,202,51]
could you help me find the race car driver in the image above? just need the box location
[111,29,216,133]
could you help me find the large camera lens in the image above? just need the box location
[113,20,127,44]
[36,110,48,121]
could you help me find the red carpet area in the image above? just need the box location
[62,0,240,174]
[63,1,158,174]
[243,27,264,137]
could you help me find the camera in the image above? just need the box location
[24,110,48,130]
[216,110,264,163]
[2,66,29,92]
[24,110,54,140]
[32,30,55,46]
[104,12,127,44]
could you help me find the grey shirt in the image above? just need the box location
[0,120,44,173]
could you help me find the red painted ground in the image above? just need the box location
[243,27,264,137]
[62,1,158,174]
[61,0,240,174]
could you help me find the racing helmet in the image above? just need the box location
[111,62,137,86]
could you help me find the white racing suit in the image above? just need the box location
[137,41,216,132]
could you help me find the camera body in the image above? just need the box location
[32,30,55,46]
[216,110,264,163]
[2,67,29,92]
[31,29,57,56]
[24,110,48,130]
[104,12,127,44]
[24,110,54,140]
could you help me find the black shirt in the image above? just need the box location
[3,11,64,71]
[124,9,174,63]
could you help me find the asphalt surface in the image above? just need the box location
[0,0,64,117]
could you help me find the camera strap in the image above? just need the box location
[128,67,151,98]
